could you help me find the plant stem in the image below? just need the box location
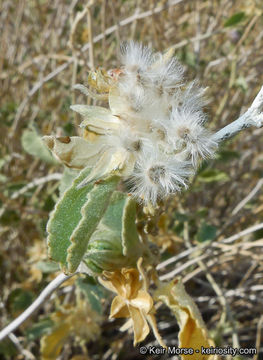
[0,272,76,341]
[213,85,263,142]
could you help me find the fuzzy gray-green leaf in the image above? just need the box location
[22,128,57,164]
[67,176,120,273]
[47,167,94,271]
[83,192,141,274]
[121,195,139,256]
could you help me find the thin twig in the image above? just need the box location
[87,4,95,70]
[10,0,186,136]
[195,260,240,350]
[11,173,62,199]
[158,221,263,272]
[232,178,263,215]
[222,222,263,244]
[8,333,36,360]
[254,315,263,360]
[81,0,185,54]
[108,1,121,49]
[157,246,200,270]
[11,61,70,136]
[0,272,76,341]
[159,253,211,281]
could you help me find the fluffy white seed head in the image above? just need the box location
[147,53,184,91]
[120,41,154,73]
[70,42,218,204]
[127,148,192,204]
[167,107,217,166]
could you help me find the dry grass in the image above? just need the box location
[0,0,263,359]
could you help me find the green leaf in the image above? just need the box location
[36,261,60,273]
[47,167,95,271]
[7,289,34,315]
[21,128,57,164]
[98,191,140,256]
[83,192,142,274]
[43,195,55,212]
[197,223,217,243]
[26,319,54,341]
[198,169,230,183]
[121,194,141,256]
[216,150,240,162]
[195,208,208,218]
[224,12,245,27]
[0,155,11,170]
[48,168,119,273]
[76,277,105,314]
[0,209,20,225]
[0,174,7,183]
[67,176,120,273]
[0,339,17,357]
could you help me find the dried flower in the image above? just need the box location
[155,278,215,360]
[44,42,218,204]
[99,263,165,347]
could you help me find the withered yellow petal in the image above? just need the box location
[88,68,113,93]
[110,295,130,318]
[128,305,150,345]
[121,268,140,299]
[99,270,125,296]
[155,278,215,360]
[129,290,153,314]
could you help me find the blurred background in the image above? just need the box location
[0,0,263,359]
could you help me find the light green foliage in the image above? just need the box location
[47,167,119,273]
[84,192,142,274]
[216,149,240,162]
[26,319,54,341]
[67,176,120,273]
[36,261,60,273]
[76,277,105,314]
[197,169,230,183]
[7,288,35,315]
[47,167,94,271]
[224,12,245,27]
[21,128,57,164]
[196,222,217,243]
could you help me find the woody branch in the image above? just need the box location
[213,85,263,142]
